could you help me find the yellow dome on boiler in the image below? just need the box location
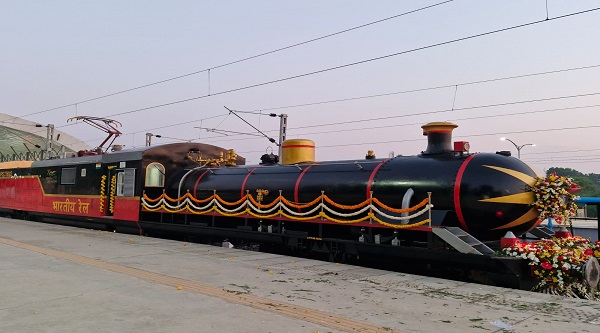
[281,139,315,165]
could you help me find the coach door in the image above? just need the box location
[103,165,136,218]
[116,168,136,198]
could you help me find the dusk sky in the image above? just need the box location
[2,1,600,173]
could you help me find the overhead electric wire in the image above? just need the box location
[292,103,600,137]
[135,113,229,134]
[69,61,600,146]
[13,5,600,152]
[24,6,600,147]
[59,86,600,149]
[81,99,600,148]
[526,148,600,156]
[238,64,600,112]
[157,94,600,144]
[12,1,453,122]
[136,119,600,154]
[528,159,600,164]
[54,60,600,141]
[224,106,277,144]
[290,91,600,130]
[38,6,600,148]
[528,156,600,163]
[35,5,600,134]
[309,124,600,149]
[41,77,600,147]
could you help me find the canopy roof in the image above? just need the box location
[0,113,91,161]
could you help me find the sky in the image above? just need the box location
[2,0,600,174]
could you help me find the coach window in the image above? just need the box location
[61,167,76,185]
[145,162,165,187]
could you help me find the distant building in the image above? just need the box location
[0,113,90,161]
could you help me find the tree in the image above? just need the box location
[547,167,600,218]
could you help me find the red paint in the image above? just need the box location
[282,145,315,149]
[500,232,520,248]
[0,177,105,218]
[366,159,389,199]
[555,228,572,238]
[423,129,453,134]
[113,197,141,221]
[294,165,314,209]
[193,169,211,197]
[240,167,257,198]
[454,154,477,232]
[530,218,543,229]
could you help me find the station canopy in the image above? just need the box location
[0,113,91,161]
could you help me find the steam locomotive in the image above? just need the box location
[0,122,542,287]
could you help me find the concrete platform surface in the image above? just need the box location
[1,218,600,333]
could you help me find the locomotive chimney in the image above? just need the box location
[421,122,458,155]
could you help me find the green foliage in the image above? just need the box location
[547,167,600,217]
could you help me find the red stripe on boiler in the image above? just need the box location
[294,165,314,205]
[193,169,211,198]
[366,159,389,199]
[240,168,257,198]
[454,154,477,232]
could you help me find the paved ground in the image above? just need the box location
[1,217,600,333]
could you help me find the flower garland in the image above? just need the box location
[501,236,600,298]
[529,173,578,224]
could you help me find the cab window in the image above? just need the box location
[145,162,165,187]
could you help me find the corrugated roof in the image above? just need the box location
[0,113,91,161]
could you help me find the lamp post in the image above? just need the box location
[145,133,161,146]
[269,113,287,160]
[500,137,535,159]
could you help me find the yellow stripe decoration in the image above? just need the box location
[483,165,536,186]
[492,208,540,230]
[478,192,534,205]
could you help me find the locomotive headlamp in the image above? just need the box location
[453,141,470,152]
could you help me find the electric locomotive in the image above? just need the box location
[148,121,540,243]
[0,121,543,288]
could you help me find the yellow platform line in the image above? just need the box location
[0,236,404,333]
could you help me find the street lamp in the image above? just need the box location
[145,133,161,146]
[500,137,535,159]
[269,113,287,159]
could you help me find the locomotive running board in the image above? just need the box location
[431,227,494,255]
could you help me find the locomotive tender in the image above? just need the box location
[0,122,542,287]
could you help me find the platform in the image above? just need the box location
[1,217,599,333]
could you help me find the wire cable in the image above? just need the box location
[311,124,600,149]
[33,6,600,127]
[12,1,453,121]
[54,87,600,149]
[290,91,600,130]
[236,64,600,113]
[60,61,600,146]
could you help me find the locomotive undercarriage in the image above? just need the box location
[0,207,533,290]
[134,210,533,290]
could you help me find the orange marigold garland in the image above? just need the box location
[529,173,578,225]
